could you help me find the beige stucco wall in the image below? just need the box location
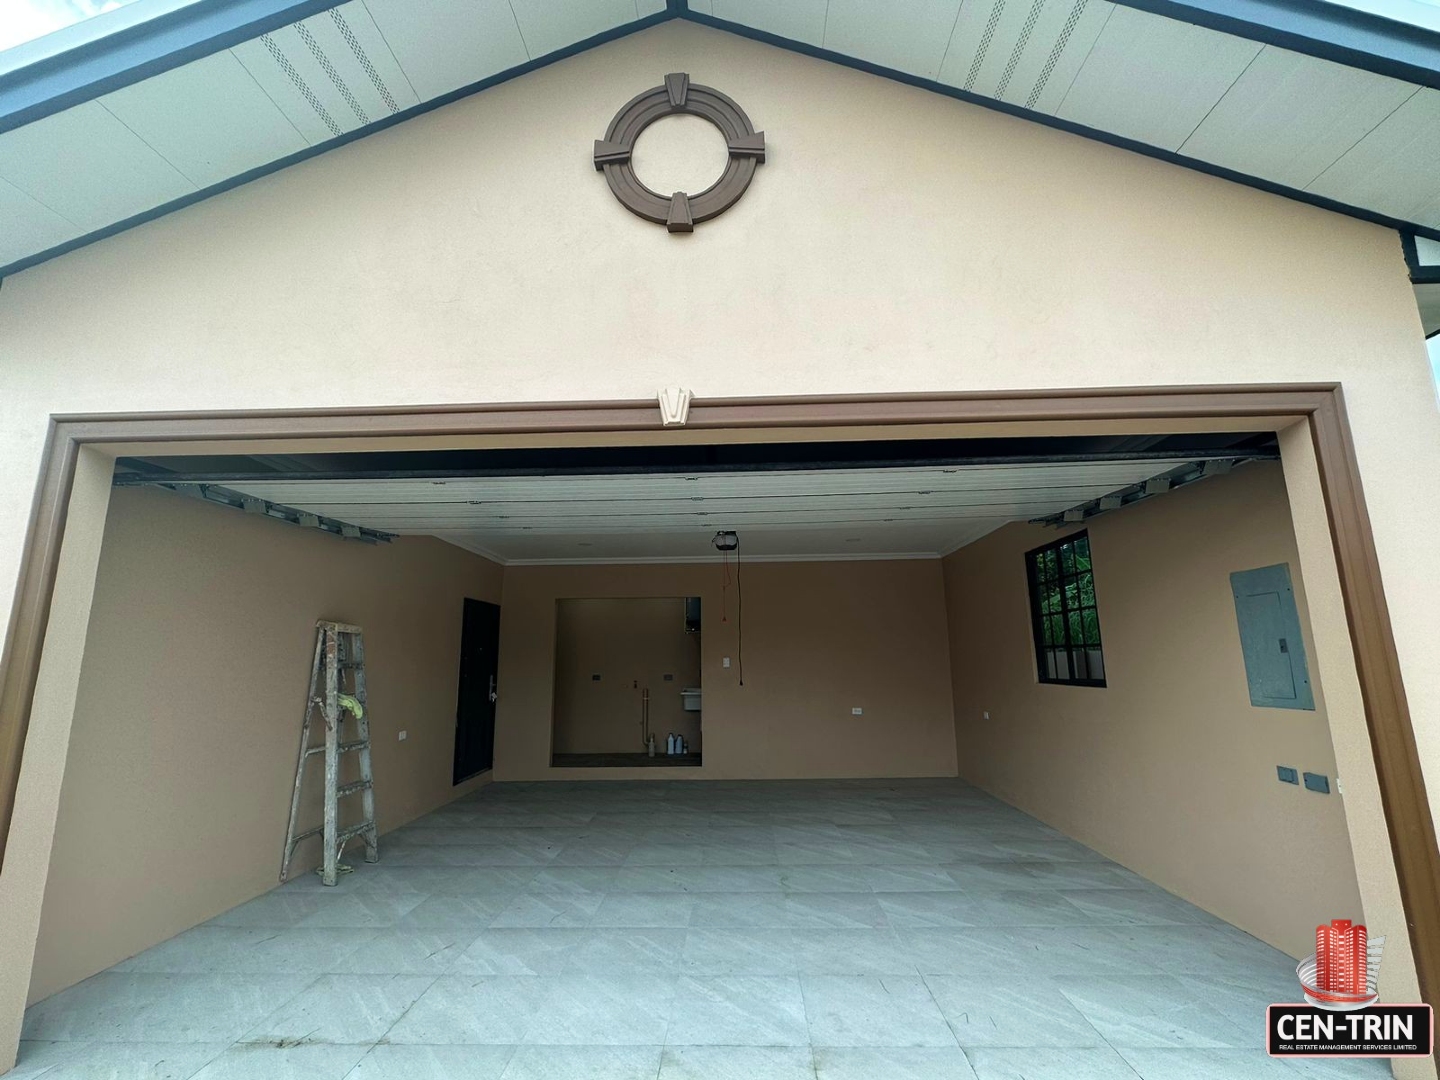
[0,14,1437,1074]
[553,597,703,755]
[496,560,958,781]
[942,462,1363,960]
[26,486,501,1004]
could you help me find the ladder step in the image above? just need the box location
[336,821,376,846]
[336,779,372,798]
[304,739,370,757]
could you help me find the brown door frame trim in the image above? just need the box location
[0,383,1435,1005]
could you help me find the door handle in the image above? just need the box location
[488,674,497,703]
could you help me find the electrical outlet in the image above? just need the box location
[1303,772,1330,794]
[851,707,863,716]
[398,730,407,742]
[722,657,731,668]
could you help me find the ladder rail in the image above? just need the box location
[351,631,379,865]
[322,625,341,886]
[279,629,325,882]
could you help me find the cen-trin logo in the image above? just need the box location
[1267,919,1432,1058]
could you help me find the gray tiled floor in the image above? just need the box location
[17,779,1390,1079]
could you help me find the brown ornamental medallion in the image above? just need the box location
[593,73,766,233]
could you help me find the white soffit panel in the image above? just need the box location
[362,0,527,100]
[232,2,417,144]
[0,176,81,265]
[709,0,830,46]
[1179,47,1418,190]
[0,100,193,231]
[508,0,644,57]
[1306,87,1440,228]
[100,50,309,188]
[1054,5,1261,150]
[822,0,963,81]
[940,0,1114,109]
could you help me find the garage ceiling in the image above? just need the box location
[1,0,1438,333]
[188,456,1220,561]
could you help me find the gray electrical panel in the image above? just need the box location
[1230,563,1315,710]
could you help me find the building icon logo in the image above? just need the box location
[1297,919,1384,1011]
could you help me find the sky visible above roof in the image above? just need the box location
[0,1,141,54]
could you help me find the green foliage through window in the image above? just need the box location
[1025,531,1106,686]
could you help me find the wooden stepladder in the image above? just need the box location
[280,621,378,886]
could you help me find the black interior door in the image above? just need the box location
[454,598,500,783]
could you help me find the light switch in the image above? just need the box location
[398,730,407,742]
[1277,765,1298,784]
[722,657,731,668]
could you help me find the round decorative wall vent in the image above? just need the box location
[593,73,766,233]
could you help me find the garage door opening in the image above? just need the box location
[6,411,1417,1080]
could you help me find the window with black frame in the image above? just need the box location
[1026,531,1106,686]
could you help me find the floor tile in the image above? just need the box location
[188,1042,368,1080]
[1056,974,1251,1048]
[384,976,548,1044]
[115,928,370,975]
[7,1041,82,1080]
[25,1041,228,1080]
[295,893,428,929]
[1119,1046,1393,1078]
[776,866,872,893]
[924,974,1105,1048]
[688,893,791,928]
[329,930,477,974]
[394,895,514,929]
[790,929,917,976]
[243,973,435,1043]
[489,891,604,928]
[499,1044,662,1079]
[343,1043,516,1079]
[659,1045,815,1079]
[527,975,676,1045]
[590,893,695,928]
[784,893,888,930]
[449,929,585,976]
[680,929,797,975]
[800,975,957,1047]
[965,1046,1141,1079]
[814,1046,978,1079]
[24,779,1335,1079]
[666,976,808,1046]
[568,928,686,974]
[1059,888,1217,926]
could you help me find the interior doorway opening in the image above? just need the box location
[550,596,703,767]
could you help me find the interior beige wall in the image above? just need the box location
[553,597,702,755]
[26,486,501,1004]
[496,560,957,780]
[943,461,1362,959]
